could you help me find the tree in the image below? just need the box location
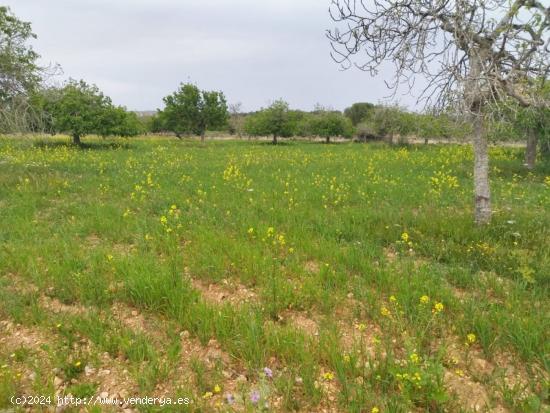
[0,6,43,132]
[328,0,550,224]
[416,113,452,145]
[344,102,375,126]
[369,105,412,144]
[228,102,245,138]
[161,83,228,142]
[244,100,295,144]
[44,80,137,144]
[309,110,353,143]
[488,100,550,169]
[98,106,142,138]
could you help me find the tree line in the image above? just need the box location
[1,3,549,226]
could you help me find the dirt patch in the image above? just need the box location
[85,234,102,248]
[444,369,497,412]
[110,302,150,334]
[304,260,321,274]
[384,246,398,262]
[279,311,319,336]
[0,320,51,352]
[39,294,88,316]
[112,242,136,256]
[190,277,257,305]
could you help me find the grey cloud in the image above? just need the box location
[8,0,423,112]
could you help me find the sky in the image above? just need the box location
[8,0,422,112]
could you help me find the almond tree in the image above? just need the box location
[328,0,550,224]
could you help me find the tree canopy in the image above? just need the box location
[161,83,228,141]
[309,110,353,142]
[0,6,43,132]
[43,80,140,144]
[244,100,296,144]
[344,102,375,126]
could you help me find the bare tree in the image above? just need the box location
[229,102,244,138]
[328,0,550,224]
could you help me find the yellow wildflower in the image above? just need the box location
[214,384,221,393]
[380,306,391,317]
[433,302,444,313]
[322,371,334,381]
[420,295,430,304]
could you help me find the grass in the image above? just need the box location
[0,135,548,412]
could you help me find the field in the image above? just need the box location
[0,136,548,412]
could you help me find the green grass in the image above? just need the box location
[0,135,548,412]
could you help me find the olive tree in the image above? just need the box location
[161,83,228,142]
[328,0,550,224]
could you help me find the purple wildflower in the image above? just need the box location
[225,393,235,405]
[250,390,260,404]
[263,367,273,378]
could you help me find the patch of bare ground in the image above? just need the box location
[440,336,548,412]
[79,351,138,410]
[304,260,321,274]
[443,369,505,412]
[39,294,87,316]
[110,302,152,334]
[0,320,139,411]
[85,234,135,256]
[0,320,51,352]
[108,301,251,406]
[85,233,102,248]
[278,310,320,336]
[383,246,398,262]
[189,277,257,305]
[112,242,136,256]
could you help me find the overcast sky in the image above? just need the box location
[8,0,421,112]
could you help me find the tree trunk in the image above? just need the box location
[200,131,205,143]
[388,133,393,145]
[326,136,330,144]
[73,134,81,145]
[468,51,491,225]
[272,134,278,145]
[524,128,537,170]
[472,112,491,225]
[424,137,429,145]
[541,138,550,161]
